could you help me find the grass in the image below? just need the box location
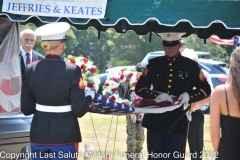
[77,113,213,160]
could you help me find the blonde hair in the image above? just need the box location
[41,40,62,51]
[229,47,240,105]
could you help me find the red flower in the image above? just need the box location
[134,82,137,86]
[105,95,109,98]
[121,69,124,73]
[70,58,75,64]
[120,74,124,80]
[91,68,97,73]
[110,96,116,101]
[81,64,86,71]
[112,88,117,92]
[104,83,109,86]
[87,83,93,88]
[83,58,88,63]
[125,79,129,83]
[129,73,133,77]
[122,102,125,104]
[112,78,117,82]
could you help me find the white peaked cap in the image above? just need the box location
[157,32,186,41]
[35,22,70,41]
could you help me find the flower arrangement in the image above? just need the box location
[102,67,139,104]
[64,55,100,91]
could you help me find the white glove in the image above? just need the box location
[85,90,95,99]
[130,114,136,123]
[178,92,190,104]
[155,93,173,102]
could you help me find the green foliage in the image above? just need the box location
[20,24,232,72]
[115,59,131,66]
[64,27,112,72]
[182,35,231,66]
[105,30,162,68]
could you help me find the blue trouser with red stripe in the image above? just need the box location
[147,129,187,160]
[30,143,78,160]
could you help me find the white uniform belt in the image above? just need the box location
[36,104,72,113]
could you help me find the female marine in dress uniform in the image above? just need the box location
[21,22,95,160]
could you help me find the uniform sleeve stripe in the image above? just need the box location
[199,88,207,97]
[138,87,149,92]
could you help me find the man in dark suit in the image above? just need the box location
[19,29,44,75]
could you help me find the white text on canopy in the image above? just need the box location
[2,0,108,19]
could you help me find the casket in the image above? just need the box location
[0,112,32,160]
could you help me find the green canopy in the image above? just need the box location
[1,0,240,39]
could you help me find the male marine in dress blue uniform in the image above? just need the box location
[21,22,95,160]
[135,33,211,160]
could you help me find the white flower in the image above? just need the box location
[101,68,139,104]
[86,61,93,67]
[129,73,137,84]
[123,70,131,76]
[109,80,118,89]
[65,55,99,91]
[75,57,83,66]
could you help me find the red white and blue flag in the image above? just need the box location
[89,93,135,115]
[208,35,240,51]
[208,35,234,46]
[89,93,183,115]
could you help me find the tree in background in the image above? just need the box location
[21,24,112,72]
[66,27,112,73]
[182,35,231,66]
[20,24,232,72]
[105,30,162,68]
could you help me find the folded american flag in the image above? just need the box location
[88,93,135,115]
[131,97,180,108]
[88,93,184,115]
[131,98,183,114]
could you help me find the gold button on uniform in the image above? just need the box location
[168,85,171,88]
[170,69,173,71]
[169,74,172,77]
[169,79,172,82]
[169,63,172,66]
